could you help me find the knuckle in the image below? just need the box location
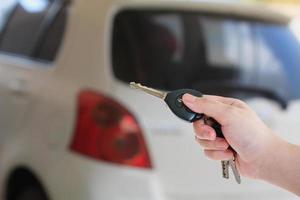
[193,123,203,135]
[228,98,248,109]
[193,121,203,130]
[195,132,207,139]
[196,139,206,147]
[234,99,245,106]
[234,99,248,108]
[203,149,211,157]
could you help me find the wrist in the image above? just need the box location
[256,132,289,181]
[256,135,300,195]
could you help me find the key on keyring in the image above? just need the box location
[203,116,241,184]
[222,160,229,179]
[130,82,241,184]
[229,158,241,184]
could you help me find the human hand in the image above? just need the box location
[182,94,282,179]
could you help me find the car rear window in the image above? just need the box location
[112,10,300,102]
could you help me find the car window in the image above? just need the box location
[34,2,68,61]
[0,0,17,32]
[0,0,69,63]
[112,10,300,102]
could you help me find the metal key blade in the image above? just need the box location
[228,159,241,184]
[130,82,167,100]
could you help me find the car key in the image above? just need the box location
[130,82,241,184]
[130,82,205,122]
[202,116,230,180]
[223,160,230,179]
[203,116,241,183]
[228,158,241,184]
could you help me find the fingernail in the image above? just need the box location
[182,94,196,104]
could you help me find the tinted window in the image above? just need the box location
[0,0,69,62]
[112,10,300,103]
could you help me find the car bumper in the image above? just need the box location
[21,151,298,200]
[44,153,165,200]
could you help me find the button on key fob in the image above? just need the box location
[164,88,204,122]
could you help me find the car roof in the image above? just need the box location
[109,0,290,24]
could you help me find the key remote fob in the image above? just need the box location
[165,89,224,138]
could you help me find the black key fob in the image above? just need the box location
[164,89,224,138]
[165,89,204,122]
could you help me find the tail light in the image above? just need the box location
[70,90,152,169]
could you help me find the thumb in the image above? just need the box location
[182,93,232,126]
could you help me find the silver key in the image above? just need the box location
[221,160,229,179]
[130,82,167,100]
[228,157,241,184]
[204,117,230,180]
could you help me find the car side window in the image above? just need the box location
[34,2,68,61]
[0,0,69,63]
[0,1,17,33]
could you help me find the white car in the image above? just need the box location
[0,0,299,199]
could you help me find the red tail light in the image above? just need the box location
[70,90,152,169]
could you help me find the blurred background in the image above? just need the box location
[0,0,300,200]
